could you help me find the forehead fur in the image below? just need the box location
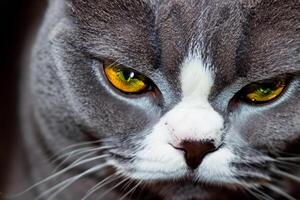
[69,0,245,73]
[68,0,299,95]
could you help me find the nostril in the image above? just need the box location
[175,140,216,170]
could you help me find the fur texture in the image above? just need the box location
[15,0,300,199]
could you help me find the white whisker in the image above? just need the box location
[96,177,131,200]
[252,187,274,200]
[52,145,113,168]
[119,181,142,200]
[274,160,300,171]
[53,150,95,173]
[276,157,300,162]
[53,151,99,173]
[51,147,92,165]
[7,155,109,199]
[37,164,109,200]
[266,185,297,200]
[120,179,134,194]
[245,188,267,200]
[49,140,104,161]
[81,173,122,200]
[271,168,300,183]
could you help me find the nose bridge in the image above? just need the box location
[165,101,224,143]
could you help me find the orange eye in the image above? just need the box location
[240,79,287,104]
[104,62,149,94]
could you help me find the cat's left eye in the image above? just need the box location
[103,61,152,94]
[238,79,287,104]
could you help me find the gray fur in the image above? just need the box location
[16,0,300,199]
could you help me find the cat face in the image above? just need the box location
[30,0,300,199]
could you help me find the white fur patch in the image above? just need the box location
[166,56,222,144]
[196,147,237,184]
[130,55,231,183]
[181,57,214,100]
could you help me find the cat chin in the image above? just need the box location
[142,181,234,200]
[112,173,244,200]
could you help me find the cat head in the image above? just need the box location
[30,0,300,199]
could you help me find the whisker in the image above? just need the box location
[266,185,297,200]
[53,150,96,173]
[135,180,146,200]
[244,187,269,200]
[119,181,142,200]
[276,157,300,162]
[49,140,104,161]
[274,160,300,170]
[252,187,274,200]
[120,178,134,194]
[96,177,131,200]
[271,168,300,183]
[81,173,122,200]
[53,147,111,173]
[37,164,110,200]
[50,147,91,164]
[273,151,300,158]
[50,147,92,165]
[6,155,109,199]
[67,154,109,169]
[51,145,113,168]
[69,151,98,165]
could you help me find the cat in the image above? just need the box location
[14,0,300,199]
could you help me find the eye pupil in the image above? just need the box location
[127,71,135,81]
[117,70,135,82]
[258,87,272,95]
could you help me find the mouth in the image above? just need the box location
[104,143,277,199]
[102,157,277,200]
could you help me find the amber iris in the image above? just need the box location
[104,62,148,93]
[243,79,286,103]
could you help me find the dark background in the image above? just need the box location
[0,0,46,194]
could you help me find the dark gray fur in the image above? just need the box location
[15,0,300,199]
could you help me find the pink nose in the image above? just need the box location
[174,141,216,169]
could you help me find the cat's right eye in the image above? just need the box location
[103,61,154,94]
[237,78,288,105]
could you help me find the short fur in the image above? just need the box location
[15,0,300,199]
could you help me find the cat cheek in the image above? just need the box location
[196,148,237,184]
